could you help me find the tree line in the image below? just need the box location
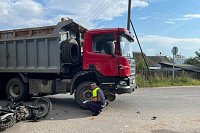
[184,49,200,66]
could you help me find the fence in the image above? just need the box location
[137,70,200,80]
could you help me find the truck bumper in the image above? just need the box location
[116,84,136,94]
[116,77,136,94]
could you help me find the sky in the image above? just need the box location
[0,0,199,58]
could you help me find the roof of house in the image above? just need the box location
[159,62,200,72]
[132,52,172,68]
[147,56,172,67]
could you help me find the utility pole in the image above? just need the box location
[127,0,131,31]
[128,0,150,78]
[130,20,150,77]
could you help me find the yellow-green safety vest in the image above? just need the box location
[92,87,100,97]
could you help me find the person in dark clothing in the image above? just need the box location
[84,83,106,116]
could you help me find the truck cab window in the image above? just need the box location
[92,33,114,54]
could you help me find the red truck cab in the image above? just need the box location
[75,28,136,104]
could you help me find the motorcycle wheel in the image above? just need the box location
[31,97,52,119]
[0,115,16,131]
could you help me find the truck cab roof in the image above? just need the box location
[87,28,129,33]
[86,28,134,41]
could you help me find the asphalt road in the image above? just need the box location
[1,86,200,133]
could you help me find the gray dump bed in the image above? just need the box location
[0,19,86,73]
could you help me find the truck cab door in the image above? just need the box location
[83,32,119,77]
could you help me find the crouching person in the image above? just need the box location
[84,83,107,116]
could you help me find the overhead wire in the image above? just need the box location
[79,0,109,25]
[82,0,113,25]
[78,0,107,24]
[78,0,199,28]
[117,0,125,28]
[77,0,200,33]
[78,0,125,28]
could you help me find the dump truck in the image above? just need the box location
[0,19,136,108]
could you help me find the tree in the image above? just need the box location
[136,59,147,70]
[195,49,200,60]
[184,49,200,65]
[184,57,199,65]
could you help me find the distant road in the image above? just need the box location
[2,86,200,133]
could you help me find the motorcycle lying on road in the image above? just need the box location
[0,97,52,131]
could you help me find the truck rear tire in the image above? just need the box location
[0,80,6,99]
[75,81,94,109]
[5,78,28,101]
[61,39,80,64]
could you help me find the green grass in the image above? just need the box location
[136,73,200,88]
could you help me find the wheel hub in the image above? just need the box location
[82,90,92,101]
[10,85,20,97]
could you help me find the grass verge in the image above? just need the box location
[136,74,200,88]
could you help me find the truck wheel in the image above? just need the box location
[0,80,6,99]
[61,39,80,64]
[105,93,116,102]
[75,81,94,109]
[5,78,28,101]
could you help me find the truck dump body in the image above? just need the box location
[0,19,86,73]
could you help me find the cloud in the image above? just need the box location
[48,0,149,28]
[141,35,200,47]
[0,0,49,29]
[0,0,149,30]
[169,13,200,21]
[135,35,200,57]
[164,21,176,24]
[138,16,149,20]
[184,14,200,19]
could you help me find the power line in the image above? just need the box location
[82,0,113,25]
[90,1,112,19]
[78,0,107,24]
[130,19,150,77]
[79,0,109,25]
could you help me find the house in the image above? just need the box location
[147,56,172,70]
[159,62,200,79]
[159,62,200,71]
[133,52,172,70]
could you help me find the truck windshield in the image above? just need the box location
[119,35,134,58]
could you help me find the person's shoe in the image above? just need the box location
[92,112,100,116]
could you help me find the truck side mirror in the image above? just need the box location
[106,41,115,56]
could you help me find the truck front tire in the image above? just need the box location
[5,78,28,101]
[75,81,94,109]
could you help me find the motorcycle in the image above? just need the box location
[0,97,52,131]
